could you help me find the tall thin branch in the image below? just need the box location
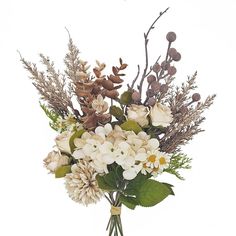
[139,7,170,97]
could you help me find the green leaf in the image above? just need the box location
[110,106,124,118]
[164,153,192,180]
[120,91,132,105]
[103,171,117,189]
[120,120,142,134]
[55,165,71,178]
[161,182,175,196]
[96,173,117,191]
[120,194,139,210]
[69,129,85,153]
[137,179,172,207]
[40,102,60,131]
[124,173,149,196]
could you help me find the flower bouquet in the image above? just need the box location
[20,8,215,236]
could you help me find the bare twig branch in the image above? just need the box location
[139,7,170,97]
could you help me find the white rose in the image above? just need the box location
[127,104,149,127]
[55,131,72,154]
[150,103,173,127]
[44,151,69,172]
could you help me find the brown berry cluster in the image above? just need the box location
[131,32,182,106]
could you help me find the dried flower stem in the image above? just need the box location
[139,7,170,97]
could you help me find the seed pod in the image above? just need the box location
[147,97,156,106]
[151,81,161,91]
[102,79,114,90]
[105,89,119,99]
[153,63,161,73]
[192,93,201,102]
[160,84,168,93]
[168,66,177,76]
[108,75,124,83]
[132,91,141,102]
[172,52,181,61]
[161,61,170,70]
[168,48,177,58]
[147,75,156,83]
[166,32,177,42]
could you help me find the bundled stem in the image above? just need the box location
[106,192,123,236]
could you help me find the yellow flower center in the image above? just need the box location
[159,157,166,165]
[148,155,157,163]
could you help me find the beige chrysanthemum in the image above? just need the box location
[65,160,103,206]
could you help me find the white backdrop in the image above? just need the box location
[1,0,236,235]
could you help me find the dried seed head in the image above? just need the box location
[168,48,177,58]
[172,52,181,61]
[166,32,177,42]
[192,93,201,102]
[150,81,161,91]
[146,89,155,97]
[102,80,114,90]
[160,84,168,93]
[153,63,161,73]
[147,97,156,106]
[132,91,141,102]
[147,75,156,83]
[161,61,170,70]
[168,66,177,76]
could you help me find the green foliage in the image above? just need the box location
[69,129,85,153]
[165,153,192,180]
[120,91,132,105]
[96,173,118,191]
[120,120,142,134]
[109,106,124,120]
[137,179,173,207]
[124,172,149,196]
[40,102,60,131]
[55,165,71,178]
[120,194,139,210]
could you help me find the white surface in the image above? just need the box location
[0,0,236,235]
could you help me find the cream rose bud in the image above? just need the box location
[127,104,149,127]
[55,131,72,154]
[44,151,69,172]
[150,103,173,127]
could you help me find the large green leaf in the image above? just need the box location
[137,179,172,207]
[120,194,139,210]
[55,165,71,178]
[124,173,149,196]
[161,182,175,195]
[69,129,85,153]
[120,120,142,134]
[96,173,117,191]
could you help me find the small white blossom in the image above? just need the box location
[92,94,108,113]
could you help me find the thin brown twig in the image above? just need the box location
[139,7,170,97]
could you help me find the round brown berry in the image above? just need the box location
[166,32,177,42]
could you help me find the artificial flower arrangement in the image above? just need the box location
[20,8,215,236]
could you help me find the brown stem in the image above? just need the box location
[139,7,170,98]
